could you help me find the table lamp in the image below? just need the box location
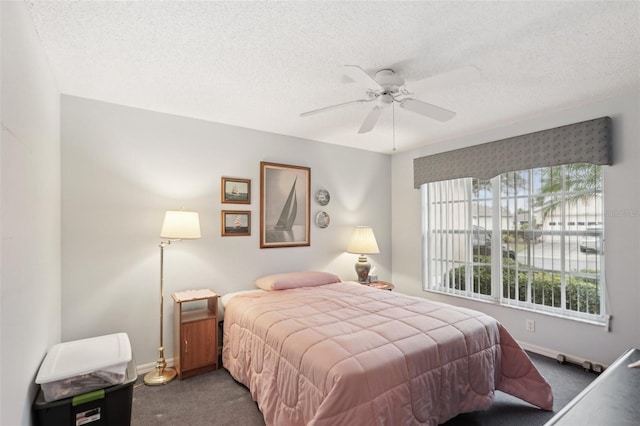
[346,226,379,284]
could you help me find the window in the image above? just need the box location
[422,163,605,323]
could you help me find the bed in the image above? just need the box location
[222,272,553,426]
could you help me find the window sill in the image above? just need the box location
[423,288,607,327]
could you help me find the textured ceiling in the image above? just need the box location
[25,1,640,154]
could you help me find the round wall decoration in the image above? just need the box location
[315,211,330,228]
[315,189,330,206]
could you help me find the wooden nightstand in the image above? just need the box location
[172,289,219,380]
[367,281,394,291]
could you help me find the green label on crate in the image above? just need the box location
[72,389,105,406]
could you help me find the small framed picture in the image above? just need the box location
[221,210,251,236]
[221,177,251,204]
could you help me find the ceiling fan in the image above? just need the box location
[300,65,479,134]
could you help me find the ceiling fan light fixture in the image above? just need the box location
[379,93,394,105]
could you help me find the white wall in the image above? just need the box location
[1,2,62,425]
[392,92,640,366]
[61,95,391,367]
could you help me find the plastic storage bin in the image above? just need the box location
[33,357,136,426]
[35,333,132,402]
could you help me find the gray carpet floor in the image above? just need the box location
[131,352,596,425]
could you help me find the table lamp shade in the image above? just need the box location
[346,226,379,255]
[160,210,201,240]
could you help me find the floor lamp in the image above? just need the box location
[144,210,201,386]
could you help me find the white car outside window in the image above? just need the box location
[580,225,603,253]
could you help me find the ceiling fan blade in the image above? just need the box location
[343,65,382,90]
[412,65,482,92]
[300,98,371,117]
[358,106,383,134]
[399,98,456,122]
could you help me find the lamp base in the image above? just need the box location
[144,367,177,386]
[144,347,177,386]
[354,255,371,284]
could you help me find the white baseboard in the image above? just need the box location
[136,345,223,375]
[136,357,175,376]
[518,341,558,359]
[518,340,608,370]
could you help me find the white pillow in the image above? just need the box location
[255,271,341,291]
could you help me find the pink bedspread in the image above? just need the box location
[222,282,553,425]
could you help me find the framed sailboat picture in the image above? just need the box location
[221,210,251,236]
[260,162,311,248]
[221,177,251,204]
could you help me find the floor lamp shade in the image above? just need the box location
[160,210,201,240]
[145,209,201,386]
[346,226,379,283]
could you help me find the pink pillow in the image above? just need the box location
[255,271,341,291]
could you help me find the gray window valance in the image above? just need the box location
[413,116,612,188]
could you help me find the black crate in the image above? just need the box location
[33,358,136,426]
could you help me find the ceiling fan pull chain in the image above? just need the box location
[392,102,396,152]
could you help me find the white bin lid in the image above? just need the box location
[36,333,132,384]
